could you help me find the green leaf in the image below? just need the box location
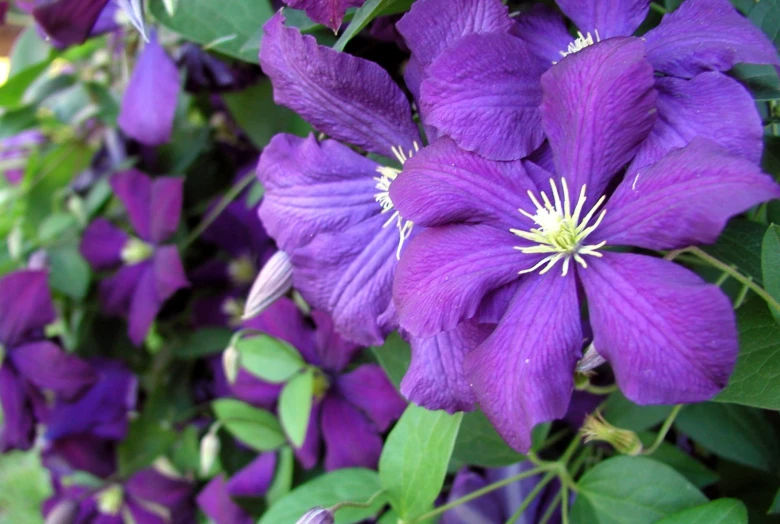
[371,331,411,389]
[761,224,780,320]
[171,327,232,359]
[222,81,310,149]
[572,456,707,524]
[452,409,526,467]
[675,403,780,473]
[379,405,462,520]
[38,213,77,244]
[637,433,718,488]
[732,64,780,101]
[279,369,314,448]
[47,246,91,300]
[149,0,274,63]
[702,219,767,285]
[9,27,50,77]
[604,390,673,432]
[715,301,780,409]
[333,0,414,51]
[236,334,306,383]
[260,468,386,524]
[212,399,286,452]
[748,1,780,47]
[655,499,748,524]
[118,417,177,477]
[769,488,780,515]
[0,105,38,140]
[266,446,295,506]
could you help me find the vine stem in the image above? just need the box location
[503,472,556,524]
[181,171,256,249]
[331,489,385,513]
[649,2,668,14]
[643,404,683,455]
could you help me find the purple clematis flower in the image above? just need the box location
[118,31,181,146]
[398,0,777,168]
[283,0,365,32]
[390,39,780,451]
[80,170,189,345]
[31,0,111,46]
[0,130,45,185]
[0,270,97,452]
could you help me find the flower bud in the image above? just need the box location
[222,345,240,384]
[581,411,642,456]
[243,251,293,320]
[576,343,607,372]
[200,424,221,476]
[296,507,334,524]
[44,499,80,524]
[7,223,22,262]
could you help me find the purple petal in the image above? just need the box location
[128,263,161,345]
[556,0,649,39]
[0,270,55,347]
[32,0,109,46]
[257,134,380,252]
[80,219,129,271]
[420,32,544,161]
[630,73,763,171]
[99,262,148,317]
[540,37,656,199]
[337,364,406,430]
[110,170,152,241]
[580,253,737,404]
[290,214,399,346]
[196,476,253,524]
[243,297,318,365]
[441,469,503,524]
[284,0,364,32]
[391,137,537,229]
[595,139,780,250]
[231,371,282,410]
[126,499,166,524]
[153,246,189,301]
[118,32,180,146]
[226,453,277,498]
[43,434,117,478]
[311,310,362,372]
[260,13,419,158]
[396,0,512,72]
[126,468,192,510]
[202,199,271,259]
[644,0,779,78]
[10,342,96,400]
[0,363,35,452]
[464,271,582,452]
[402,323,492,414]
[294,401,321,469]
[510,5,579,67]
[148,177,183,244]
[394,224,528,338]
[320,393,383,471]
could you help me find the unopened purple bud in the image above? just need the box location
[243,251,293,320]
[44,499,80,524]
[296,507,334,524]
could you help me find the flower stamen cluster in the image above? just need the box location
[374,142,420,259]
[511,178,607,276]
[556,30,601,62]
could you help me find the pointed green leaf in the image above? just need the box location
[212,399,285,452]
[237,334,306,383]
[761,224,780,320]
[655,499,747,524]
[279,369,314,448]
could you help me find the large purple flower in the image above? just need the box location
[80,170,189,345]
[0,270,96,452]
[398,0,776,168]
[390,39,780,451]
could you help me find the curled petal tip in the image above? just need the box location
[243,251,293,320]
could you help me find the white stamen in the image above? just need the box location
[511,177,607,276]
[374,142,419,260]
[554,29,601,63]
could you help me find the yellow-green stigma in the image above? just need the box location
[121,237,154,264]
[227,255,256,286]
[312,369,330,400]
[97,484,124,515]
[510,178,607,277]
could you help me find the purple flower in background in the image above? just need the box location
[0,130,45,185]
[391,40,780,451]
[118,31,180,146]
[0,270,97,452]
[80,170,189,345]
[283,0,366,32]
[31,0,110,46]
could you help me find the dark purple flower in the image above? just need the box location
[118,31,180,146]
[0,270,97,452]
[197,474,253,524]
[80,170,189,345]
[283,0,365,32]
[0,130,45,185]
[399,0,776,167]
[31,0,110,46]
[390,40,780,451]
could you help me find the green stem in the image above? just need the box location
[538,490,563,524]
[181,171,256,249]
[561,484,570,524]
[649,2,668,14]
[686,246,780,312]
[537,428,572,453]
[410,466,548,523]
[504,472,556,524]
[583,383,618,395]
[643,404,683,455]
[331,489,384,513]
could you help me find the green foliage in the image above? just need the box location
[701,219,767,285]
[212,399,286,452]
[452,409,527,467]
[171,327,233,359]
[371,331,411,389]
[279,369,314,448]
[236,334,306,383]
[638,433,719,488]
[655,499,748,524]
[118,416,178,477]
[603,390,673,432]
[333,0,415,51]
[47,245,91,300]
[761,224,780,319]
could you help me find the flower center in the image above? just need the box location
[120,237,154,264]
[227,255,256,286]
[374,142,419,260]
[556,30,601,62]
[97,484,124,515]
[510,178,607,276]
[221,298,245,327]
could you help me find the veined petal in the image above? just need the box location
[0,363,35,452]
[10,342,96,400]
[196,476,252,524]
[118,32,180,146]
[402,322,492,413]
[541,37,656,199]
[394,224,529,338]
[320,393,383,471]
[32,0,109,46]
[226,453,277,498]
[260,13,419,158]
[290,214,400,346]
[257,134,379,252]
[391,137,537,230]
[283,0,364,31]
[580,253,737,404]
[311,310,362,372]
[149,177,183,244]
[644,0,779,78]
[465,270,582,452]
[152,246,189,301]
[0,270,56,347]
[128,263,161,345]
[421,32,545,161]
[556,0,649,39]
[631,73,763,172]
[337,364,406,430]
[510,5,575,67]
[80,219,129,271]
[596,139,780,250]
